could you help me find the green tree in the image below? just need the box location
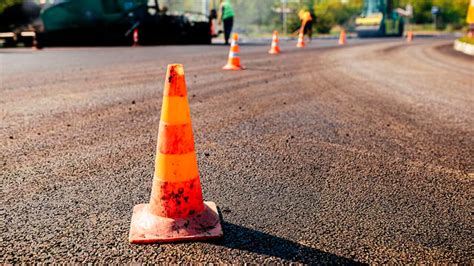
[433,0,469,29]
[0,0,23,13]
[399,0,469,28]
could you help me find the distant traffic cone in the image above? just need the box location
[210,20,217,37]
[31,35,39,51]
[129,64,223,244]
[268,31,281,54]
[223,33,244,70]
[406,31,413,42]
[296,31,305,48]
[339,30,346,45]
[133,28,139,47]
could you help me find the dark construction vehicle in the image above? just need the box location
[0,1,41,47]
[0,0,214,47]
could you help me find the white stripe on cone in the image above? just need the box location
[228,52,239,58]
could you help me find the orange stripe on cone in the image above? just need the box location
[269,31,281,54]
[129,64,223,244]
[223,33,244,70]
[158,122,195,154]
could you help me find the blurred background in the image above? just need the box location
[0,0,471,47]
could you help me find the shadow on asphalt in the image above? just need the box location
[212,222,363,264]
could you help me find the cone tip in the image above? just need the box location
[167,64,184,76]
[232,33,238,40]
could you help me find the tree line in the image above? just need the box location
[1,0,471,33]
[231,0,470,34]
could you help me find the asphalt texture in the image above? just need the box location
[1,37,473,264]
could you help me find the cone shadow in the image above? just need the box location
[212,222,364,264]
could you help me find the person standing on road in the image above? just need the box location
[298,9,313,41]
[218,0,235,45]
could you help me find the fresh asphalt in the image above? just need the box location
[1,36,473,263]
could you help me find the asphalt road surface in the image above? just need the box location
[1,37,473,264]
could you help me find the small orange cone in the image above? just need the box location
[406,31,414,42]
[210,20,217,37]
[133,29,139,47]
[296,31,305,48]
[339,30,346,45]
[268,31,281,54]
[129,64,223,244]
[31,35,39,51]
[223,33,244,70]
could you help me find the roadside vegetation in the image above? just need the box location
[0,0,22,13]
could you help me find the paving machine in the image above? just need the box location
[0,1,41,47]
[37,0,212,46]
[356,0,404,37]
[1,0,213,47]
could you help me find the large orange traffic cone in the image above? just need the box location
[296,31,305,48]
[339,30,346,45]
[129,64,223,244]
[406,31,413,43]
[223,33,244,70]
[268,31,281,54]
[133,28,139,47]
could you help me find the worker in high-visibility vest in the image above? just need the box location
[298,9,314,41]
[467,0,474,37]
[218,0,235,45]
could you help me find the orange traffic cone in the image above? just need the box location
[133,28,139,47]
[339,30,346,45]
[223,33,244,70]
[296,31,305,48]
[31,35,39,51]
[406,31,413,43]
[129,64,223,244]
[268,31,281,54]
[210,20,217,37]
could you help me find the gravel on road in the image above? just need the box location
[1,38,473,264]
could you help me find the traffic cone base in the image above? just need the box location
[222,63,244,70]
[268,48,280,54]
[129,201,222,244]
